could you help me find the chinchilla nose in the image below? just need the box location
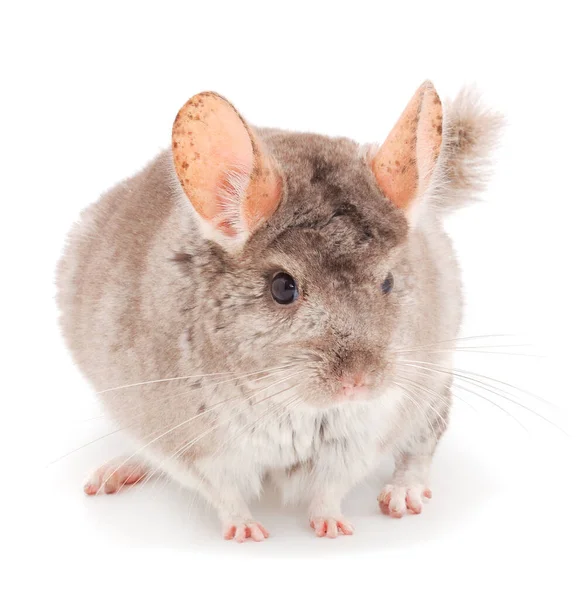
[334,348,379,387]
[340,372,371,390]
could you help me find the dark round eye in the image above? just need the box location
[271,272,299,304]
[381,273,394,294]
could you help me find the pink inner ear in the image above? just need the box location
[372,82,443,213]
[416,87,443,193]
[172,92,282,238]
[240,154,283,232]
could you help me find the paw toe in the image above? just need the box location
[379,484,431,518]
[83,460,149,496]
[337,520,354,535]
[310,516,354,538]
[406,491,424,514]
[223,520,269,543]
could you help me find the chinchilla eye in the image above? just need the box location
[381,273,394,294]
[271,272,299,305]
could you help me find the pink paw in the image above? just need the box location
[309,517,354,538]
[84,459,149,495]
[223,520,270,543]
[378,484,432,518]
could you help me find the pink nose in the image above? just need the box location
[341,372,369,390]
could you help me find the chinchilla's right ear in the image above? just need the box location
[172,92,283,252]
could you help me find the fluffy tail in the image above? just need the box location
[432,86,505,214]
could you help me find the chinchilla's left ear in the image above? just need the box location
[370,81,504,224]
[371,81,443,225]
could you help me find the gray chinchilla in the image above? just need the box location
[57,82,502,541]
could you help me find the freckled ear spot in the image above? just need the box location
[172,92,282,248]
[372,81,443,217]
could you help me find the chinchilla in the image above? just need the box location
[57,82,502,541]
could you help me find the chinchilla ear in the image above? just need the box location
[172,92,283,251]
[371,81,443,225]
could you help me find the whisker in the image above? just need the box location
[452,380,529,432]
[96,362,302,395]
[148,393,303,502]
[394,364,533,432]
[394,347,541,358]
[392,334,520,354]
[453,375,565,434]
[394,370,479,418]
[392,381,438,440]
[446,387,480,414]
[63,366,301,431]
[392,374,448,430]
[399,359,557,409]
[394,343,531,352]
[118,367,295,413]
[139,376,305,495]
[397,360,566,434]
[45,427,125,467]
[165,374,304,467]
[104,369,306,494]
[210,392,303,463]
[397,365,526,431]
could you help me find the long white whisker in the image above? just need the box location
[210,392,303,463]
[139,373,305,492]
[70,371,286,425]
[397,368,522,429]
[392,334,520,354]
[97,369,305,494]
[62,366,299,435]
[394,346,540,358]
[392,380,438,440]
[109,370,306,494]
[451,380,529,432]
[397,360,566,434]
[392,373,448,431]
[45,427,125,467]
[165,373,304,465]
[96,362,301,395]
[394,343,531,352]
[148,393,304,503]
[399,359,558,410]
[117,367,294,413]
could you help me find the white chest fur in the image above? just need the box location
[221,386,404,473]
[146,386,406,506]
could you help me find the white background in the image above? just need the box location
[2,2,582,598]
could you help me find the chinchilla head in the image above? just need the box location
[171,84,502,406]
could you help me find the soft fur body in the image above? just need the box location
[57,86,501,540]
